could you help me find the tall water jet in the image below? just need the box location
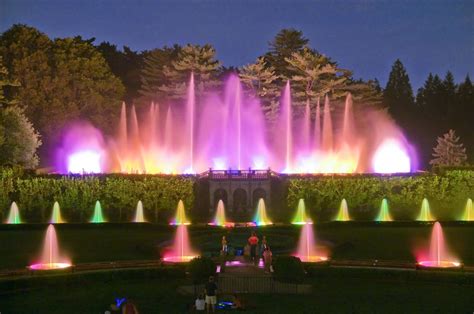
[170,200,190,225]
[29,224,71,270]
[236,81,242,169]
[417,222,461,268]
[461,198,473,221]
[281,81,292,171]
[134,200,146,223]
[163,224,198,263]
[417,198,433,221]
[6,202,21,224]
[187,73,195,172]
[314,98,321,149]
[209,200,227,226]
[50,202,64,224]
[335,199,350,221]
[292,199,312,225]
[294,223,328,262]
[341,93,355,145]
[376,198,392,222]
[321,95,333,152]
[91,201,105,223]
[253,198,272,226]
[302,99,311,151]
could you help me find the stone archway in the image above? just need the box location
[233,188,248,212]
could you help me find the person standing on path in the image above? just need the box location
[248,232,259,265]
[205,276,218,314]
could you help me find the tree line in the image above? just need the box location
[0,24,471,169]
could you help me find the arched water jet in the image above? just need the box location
[294,223,328,262]
[209,200,227,226]
[417,198,433,222]
[134,200,146,223]
[292,199,312,225]
[163,224,198,263]
[50,202,64,224]
[29,224,71,270]
[170,200,190,225]
[91,201,105,223]
[376,198,392,222]
[253,198,272,226]
[335,199,350,221]
[6,202,21,224]
[417,222,460,268]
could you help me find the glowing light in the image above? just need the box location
[67,150,102,174]
[50,202,64,224]
[416,222,460,269]
[134,200,146,223]
[376,198,392,222]
[461,198,473,221]
[212,158,227,170]
[252,156,266,169]
[294,223,328,263]
[162,224,198,263]
[208,200,227,226]
[292,199,313,225]
[29,225,71,271]
[170,200,191,225]
[417,198,433,221]
[372,139,411,173]
[6,202,21,224]
[91,201,105,223]
[335,199,350,221]
[253,198,272,226]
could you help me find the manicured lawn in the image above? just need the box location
[0,267,473,313]
[0,222,473,270]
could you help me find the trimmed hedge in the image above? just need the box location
[287,170,474,221]
[0,169,195,223]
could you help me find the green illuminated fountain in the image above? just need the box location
[335,199,350,221]
[417,198,433,222]
[50,202,64,224]
[292,198,312,225]
[90,201,105,223]
[376,198,392,222]
[6,202,21,224]
[461,198,473,221]
[254,198,272,226]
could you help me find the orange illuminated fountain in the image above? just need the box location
[162,224,198,263]
[294,223,328,263]
[29,224,72,271]
[417,222,461,269]
[208,200,233,227]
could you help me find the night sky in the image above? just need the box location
[1,0,473,88]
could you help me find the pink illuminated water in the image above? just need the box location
[56,74,414,174]
[163,224,197,263]
[294,223,327,263]
[29,224,71,270]
[417,222,460,268]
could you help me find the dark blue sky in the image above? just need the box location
[1,0,473,88]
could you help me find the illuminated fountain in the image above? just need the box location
[209,200,231,227]
[162,224,198,263]
[6,202,21,224]
[417,198,433,222]
[461,198,473,221]
[56,74,414,175]
[134,200,146,223]
[335,199,350,221]
[376,198,392,222]
[50,202,64,224]
[29,224,72,270]
[292,199,313,225]
[294,223,328,262]
[253,198,272,226]
[417,222,461,269]
[170,200,190,225]
[91,201,105,223]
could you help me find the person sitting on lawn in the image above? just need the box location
[231,294,245,310]
[195,294,206,312]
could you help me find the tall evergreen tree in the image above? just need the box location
[384,59,415,123]
[430,129,467,166]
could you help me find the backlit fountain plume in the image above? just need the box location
[29,224,71,270]
[376,198,392,222]
[91,201,105,223]
[253,198,272,226]
[209,200,228,226]
[170,200,190,225]
[294,223,327,262]
[134,200,146,223]
[163,224,198,263]
[292,199,312,225]
[417,222,460,268]
[335,199,350,221]
[461,198,473,221]
[6,202,21,224]
[50,202,64,224]
[57,74,415,175]
[417,198,433,222]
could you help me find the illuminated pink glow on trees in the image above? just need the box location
[56,74,415,174]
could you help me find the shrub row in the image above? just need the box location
[287,170,474,221]
[0,168,195,223]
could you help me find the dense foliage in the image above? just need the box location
[187,256,216,284]
[273,256,306,283]
[287,170,474,221]
[0,169,194,223]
